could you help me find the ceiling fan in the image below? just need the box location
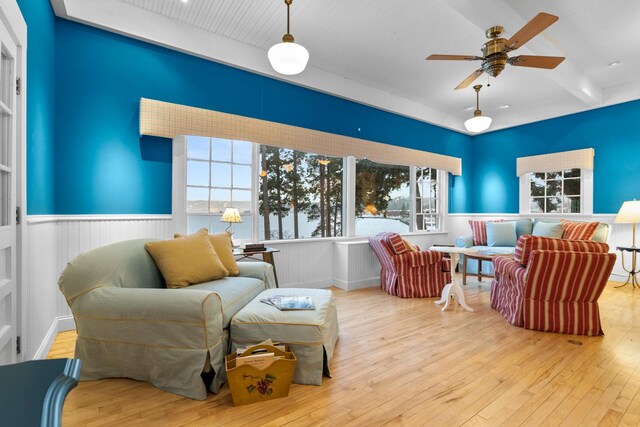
[426,12,565,90]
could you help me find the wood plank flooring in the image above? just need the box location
[48,278,640,426]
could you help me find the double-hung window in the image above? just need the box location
[182,136,254,239]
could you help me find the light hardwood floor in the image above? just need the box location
[49,277,640,426]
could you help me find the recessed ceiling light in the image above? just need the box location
[463,105,474,111]
[499,104,510,109]
[181,0,188,3]
[608,61,621,67]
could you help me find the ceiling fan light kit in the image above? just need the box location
[268,0,309,75]
[464,85,492,133]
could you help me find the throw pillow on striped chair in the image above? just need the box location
[561,220,599,240]
[386,233,409,254]
[513,234,609,266]
[468,219,504,246]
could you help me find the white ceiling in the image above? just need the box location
[52,0,640,134]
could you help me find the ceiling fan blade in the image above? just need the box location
[426,54,482,61]
[506,12,559,51]
[455,68,484,90]
[509,55,565,69]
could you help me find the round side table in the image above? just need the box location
[616,246,640,288]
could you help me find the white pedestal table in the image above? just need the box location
[429,246,478,312]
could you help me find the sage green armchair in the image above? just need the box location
[58,238,275,400]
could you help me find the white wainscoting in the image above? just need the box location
[25,216,173,359]
[24,213,629,360]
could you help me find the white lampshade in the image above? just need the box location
[615,201,640,223]
[268,42,309,75]
[464,115,492,133]
[220,208,242,224]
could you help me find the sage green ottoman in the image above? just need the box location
[230,288,339,386]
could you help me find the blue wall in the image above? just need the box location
[18,0,56,214]
[20,2,640,216]
[53,19,472,214]
[472,100,640,214]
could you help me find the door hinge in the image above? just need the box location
[16,336,21,355]
[16,78,21,95]
[16,206,20,225]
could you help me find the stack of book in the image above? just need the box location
[243,243,265,252]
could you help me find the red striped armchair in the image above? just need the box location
[368,232,451,298]
[490,235,616,336]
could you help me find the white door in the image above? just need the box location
[0,14,17,364]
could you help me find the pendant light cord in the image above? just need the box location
[286,0,291,34]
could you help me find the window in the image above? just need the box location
[175,137,447,241]
[258,145,343,240]
[529,169,581,214]
[415,167,441,231]
[185,136,254,239]
[355,160,411,235]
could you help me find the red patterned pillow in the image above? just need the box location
[386,233,408,254]
[514,234,609,266]
[561,220,599,241]
[468,219,504,246]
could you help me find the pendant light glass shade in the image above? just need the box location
[268,41,309,75]
[464,115,492,133]
[464,84,491,133]
[269,0,308,76]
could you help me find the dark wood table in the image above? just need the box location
[0,358,81,427]
[233,247,280,288]
[462,252,513,286]
[616,246,640,288]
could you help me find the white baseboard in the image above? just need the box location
[334,277,380,291]
[33,315,76,360]
[279,279,334,289]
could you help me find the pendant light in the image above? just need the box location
[268,0,309,76]
[464,84,492,133]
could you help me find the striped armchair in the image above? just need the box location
[368,232,451,298]
[490,235,616,336]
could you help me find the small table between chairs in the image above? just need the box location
[429,246,479,312]
[233,247,281,288]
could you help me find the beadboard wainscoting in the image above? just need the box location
[25,216,173,359]
[448,214,629,280]
[24,214,628,360]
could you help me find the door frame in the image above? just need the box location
[0,0,27,361]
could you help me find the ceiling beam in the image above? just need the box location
[444,0,603,107]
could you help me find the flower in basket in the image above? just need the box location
[246,373,277,396]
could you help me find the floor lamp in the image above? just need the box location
[614,200,640,288]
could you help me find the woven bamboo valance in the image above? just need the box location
[139,98,462,175]
[516,148,594,177]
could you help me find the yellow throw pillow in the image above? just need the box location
[208,232,240,276]
[146,228,229,288]
[175,231,240,276]
[402,238,418,252]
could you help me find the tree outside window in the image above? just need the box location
[258,146,343,240]
[530,169,581,213]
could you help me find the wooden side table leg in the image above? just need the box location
[262,252,279,288]
[462,255,467,286]
[477,259,482,282]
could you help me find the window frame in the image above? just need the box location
[173,137,449,241]
[519,168,593,215]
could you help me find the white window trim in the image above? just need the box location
[173,137,450,241]
[519,169,593,215]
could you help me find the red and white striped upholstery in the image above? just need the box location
[491,235,616,336]
[469,219,503,246]
[513,234,609,266]
[368,232,451,298]
[561,220,599,241]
